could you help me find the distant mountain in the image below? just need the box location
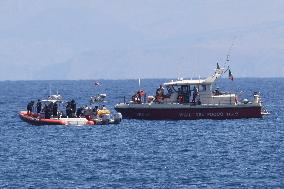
[0,0,283,80]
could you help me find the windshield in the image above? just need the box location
[166,85,175,94]
[166,85,192,94]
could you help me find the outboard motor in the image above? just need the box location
[101,114,110,124]
[113,113,122,124]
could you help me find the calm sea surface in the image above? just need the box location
[0,78,283,188]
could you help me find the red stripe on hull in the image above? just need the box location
[115,106,262,120]
[19,112,66,125]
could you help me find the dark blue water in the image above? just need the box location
[0,79,283,188]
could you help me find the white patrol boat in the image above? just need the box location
[114,65,269,120]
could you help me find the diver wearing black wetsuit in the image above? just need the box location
[27,101,34,115]
[70,99,76,116]
[36,99,42,114]
[53,103,58,117]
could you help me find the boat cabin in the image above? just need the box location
[160,78,237,105]
[148,67,238,105]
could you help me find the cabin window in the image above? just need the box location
[181,85,189,93]
[166,86,174,94]
[201,85,206,92]
[172,85,179,92]
[168,85,192,94]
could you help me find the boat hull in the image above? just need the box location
[19,112,66,125]
[19,111,121,125]
[114,104,263,120]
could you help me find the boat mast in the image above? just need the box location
[224,37,237,70]
[205,38,236,84]
[204,66,225,84]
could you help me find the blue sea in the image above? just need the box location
[0,78,283,188]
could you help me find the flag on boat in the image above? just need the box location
[228,69,234,81]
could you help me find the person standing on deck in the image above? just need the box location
[53,103,58,117]
[27,101,34,115]
[36,99,42,114]
[155,85,165,103]
[70,99,76,117]
[66,102,72,118]
[192,86,199,103]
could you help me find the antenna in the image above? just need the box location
[225,36,237,67]
[226,54,230,63]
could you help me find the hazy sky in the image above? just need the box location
[0,0,283,80]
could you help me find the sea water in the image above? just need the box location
[0,78,283,188]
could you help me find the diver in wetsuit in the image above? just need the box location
[47,102,53,117]
[53,103,58,117]
[66,102,72,118]
[70,99,76,116]
[43,104,51,119]
[93,106,99,116]
[36,99,42,114]
[76,106,84,118]
[27,101,34,115]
